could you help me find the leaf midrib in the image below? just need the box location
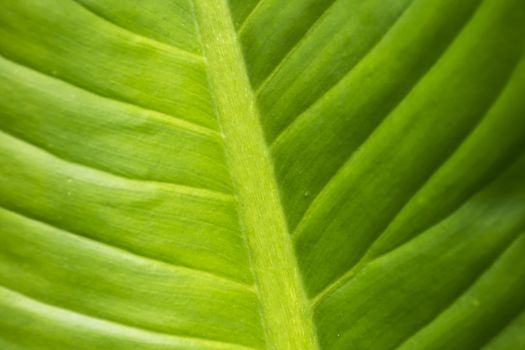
[192,1,319,349]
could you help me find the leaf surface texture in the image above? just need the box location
[1,0,524,349]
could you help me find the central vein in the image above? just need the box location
[192,1,319,349]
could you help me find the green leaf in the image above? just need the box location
[1,0,524,349]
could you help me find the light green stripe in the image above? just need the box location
[192,1,319,349]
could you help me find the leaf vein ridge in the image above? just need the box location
[268,0,415,143]
[0,206,253,291]
[0,54,217,136]
[236,0,267,34]
[291,5,483,239]
[71,0,204,62]
[192,1,320,348]
[393,232,525,349]
[309,65,522,305]
[476,304,525,350]
[252,0,339,92]
[0,284,257,350]
[0,128,232,200]
[311,150,524,307]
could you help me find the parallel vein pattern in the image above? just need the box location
[1,0,525,349]
[0,0,264,348]
[233,0,525,348]
[0,0,214,128]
